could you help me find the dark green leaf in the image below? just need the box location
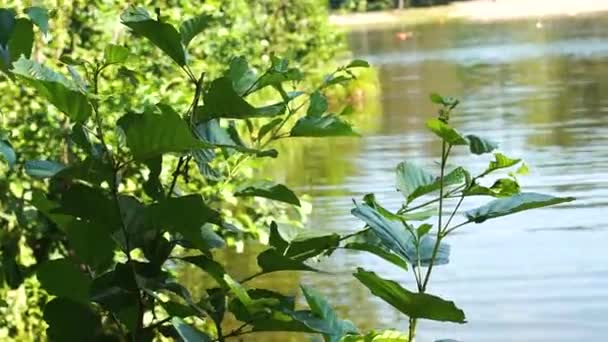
[0,140,16,168]
[64,220,115,271]
[290,114,358,137]
[465,192,575,223]
[235,181,300,206]
[300,285,358,342]
[344,243,408,271]
[7,19,33,66]
[199,77,283,119]
[268,223,339,261]
[54,183,121,229]
[346,59,369,68]
[182,255,227,287]
[121,7,186,66]
[426,119,468,145]
[143,156,164,201]
[25,7,49,35]
[308,91,328,116]
[24,159,65,178]
[171,317,211,342]
[258,118,283,140]
[37,258,91,303]
[0,9,16,47]
[257,248,320,274]
[354,268,466,323]
[466,135,498,155]
[162,300,198,318]
[117,107,206,160]
[180,14,213,48]
[11,58,92,121]
[44,298,101,342]
[53,158,114,185]
[104,44,129,65]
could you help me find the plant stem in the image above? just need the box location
[421,143,451,292]
[408,317,417,341]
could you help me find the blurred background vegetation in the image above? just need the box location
[0,0,380,340]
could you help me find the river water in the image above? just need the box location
[291,15,608,342]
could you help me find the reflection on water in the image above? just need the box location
[184,14,608,341]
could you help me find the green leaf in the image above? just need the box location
[346,59,369,68]
[481,153,521,176]
[180,14,213,48]
[6,19,33,66]
[354,268,466,323]
[172,317,211,342]
[44,298,101,342]
[351,203,449,266]
[268,223,340,261]
[25,7,49,36]
[344,243,408,271]
[117,107,206,160]
[54,183,121,229]
[0,9,16,47]
[425,119,468,145]
[104,44,129,65]
[257,248,320,274]
[465,192,575,223]
[182,255,227,288]
[301,285,358,342]
[121,7,186,66]
[24,160,65,178]
[64,220,115,271]
[228,56,258,96]
[235,181,300,206]
[200,77,283,119]
[466,135,497,155]
[341,330,409,341]
[258,118,283,140]
[396,162,466,203]
[308,91,328,116]
[37,258,91,303]
[290,114,358,137]
[416,223,432,239]
[11,58,92,121]
[430,93,445,105]
[0,140,16,168]
[465,178,520,198]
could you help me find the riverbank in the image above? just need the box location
[330,0,608,27]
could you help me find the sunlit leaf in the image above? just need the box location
[121,7,186,66]
[12,57,92,121]
[396,162,466,203]
[465,192,575,223]
[480,153,521,176]
[104,44,129,65]
[117,106,206,160]
[354,269,466,323]
[425,119,468,145]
